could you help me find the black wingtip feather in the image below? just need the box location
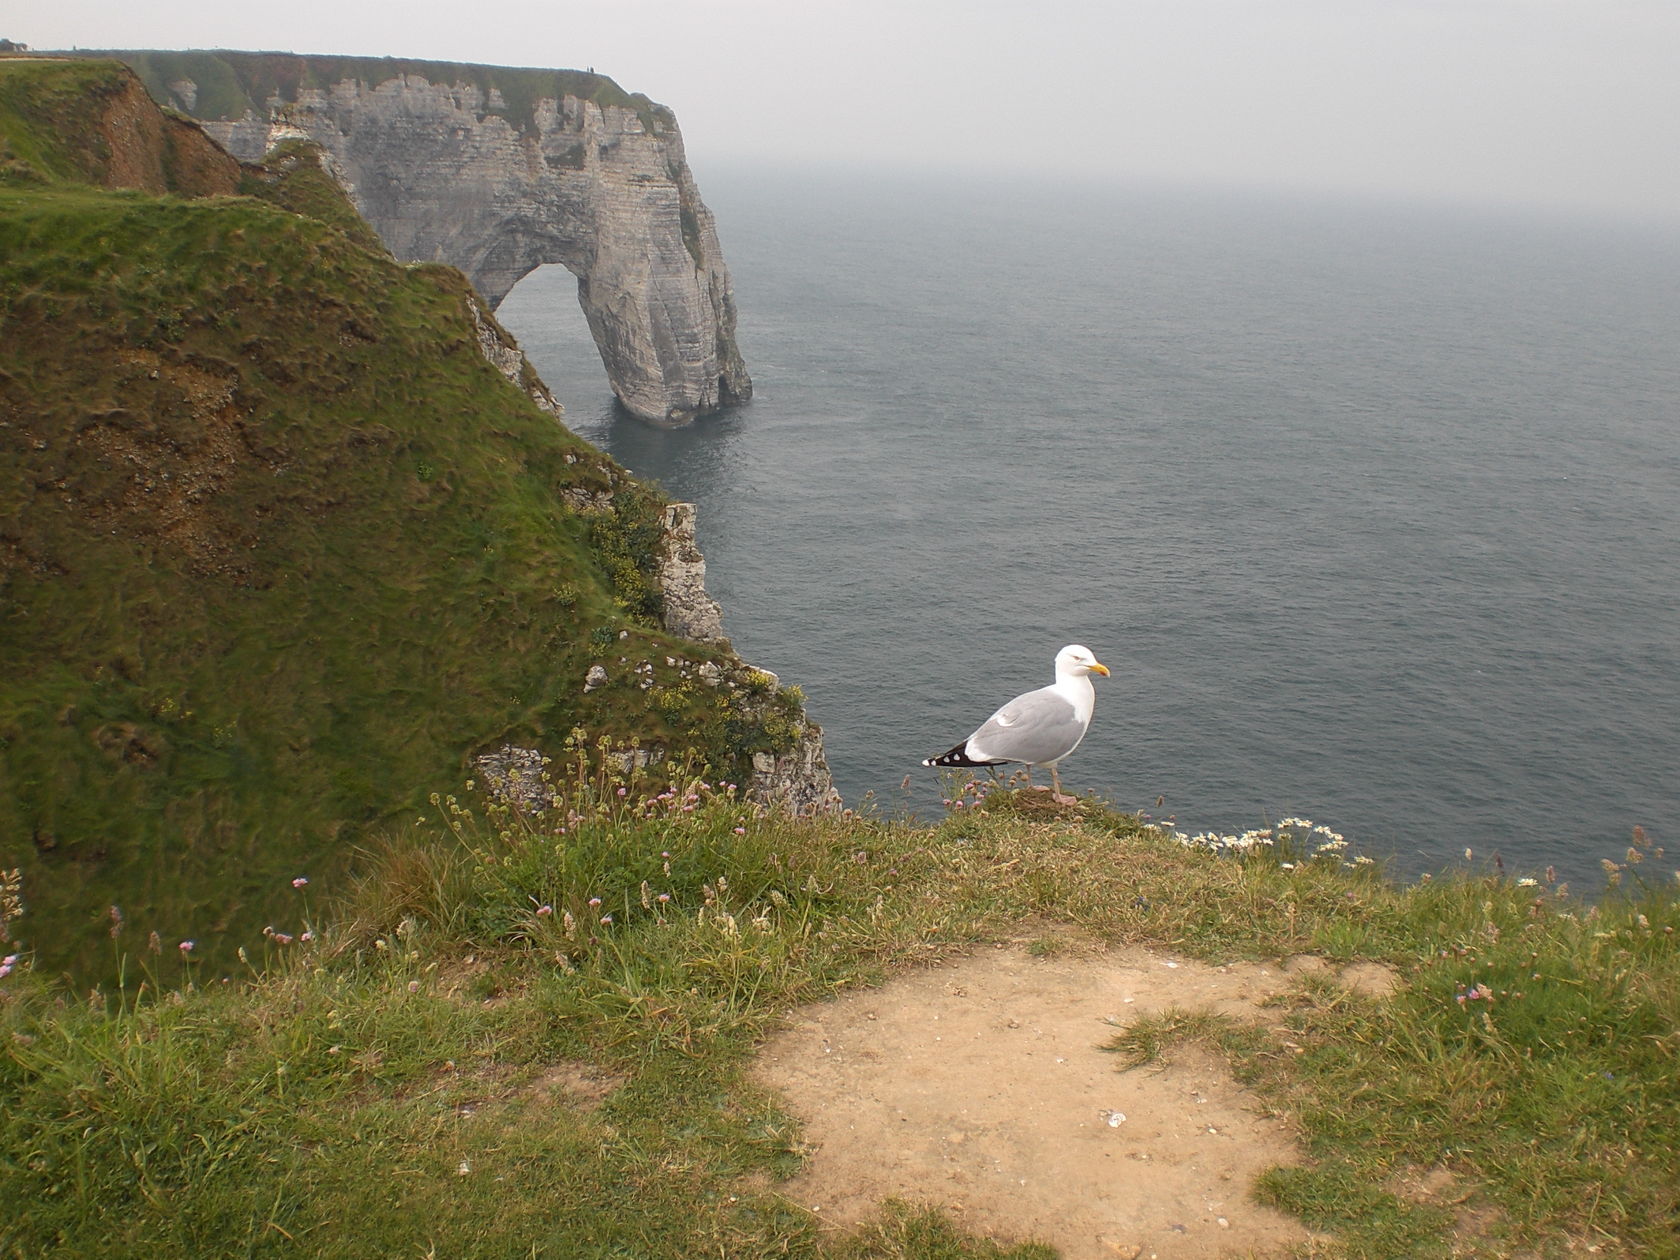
[922,745,1004,769]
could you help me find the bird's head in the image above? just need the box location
[1056,644,1110,679]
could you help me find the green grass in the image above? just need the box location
[0,59,816,983]
[1100,825,1680,1258]
[241,137,384,251]
[2,771,1676,1258]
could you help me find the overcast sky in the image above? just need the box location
[17,0,1680,222]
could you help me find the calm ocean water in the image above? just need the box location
[497,167,1680,885]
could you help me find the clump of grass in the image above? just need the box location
[827,1200,1056,1258]
[1255,1165,1454,1259]
[1103,1006,1260,1068]
[578,479,668,622]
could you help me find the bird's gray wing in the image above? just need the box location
[966,686,1083,765]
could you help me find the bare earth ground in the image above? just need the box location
[754,940,1396,1259]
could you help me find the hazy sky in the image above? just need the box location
[16,1,1680,221]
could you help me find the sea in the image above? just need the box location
[496,165,1680,888]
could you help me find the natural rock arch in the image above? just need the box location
[121,52,752,423]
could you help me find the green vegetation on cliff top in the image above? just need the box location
[0,57,131,182]
[0,56,237,193]
[0,58,800,981]
[67,47,663,132]
[1,769,1676,1258]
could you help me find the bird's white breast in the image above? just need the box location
[1057,676,1096,724]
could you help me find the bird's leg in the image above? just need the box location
[1048,764,1075,806]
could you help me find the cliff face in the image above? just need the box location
[113,52,752,424]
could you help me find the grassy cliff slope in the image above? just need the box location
[0,58,802,980]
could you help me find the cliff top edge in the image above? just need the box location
[50,48,660,127]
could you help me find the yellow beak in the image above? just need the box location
[1091,662,1110,677]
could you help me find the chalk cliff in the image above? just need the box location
[108,51,752,424]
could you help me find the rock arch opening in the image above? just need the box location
[498,265,614,417]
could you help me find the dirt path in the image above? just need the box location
[755,941,1391,1258]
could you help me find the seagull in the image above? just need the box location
[923,644,1109,801]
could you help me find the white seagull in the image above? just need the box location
[923,644,1110,801]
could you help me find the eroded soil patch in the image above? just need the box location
[755,942,1371,1259]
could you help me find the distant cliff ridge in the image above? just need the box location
[102,51,752,424]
